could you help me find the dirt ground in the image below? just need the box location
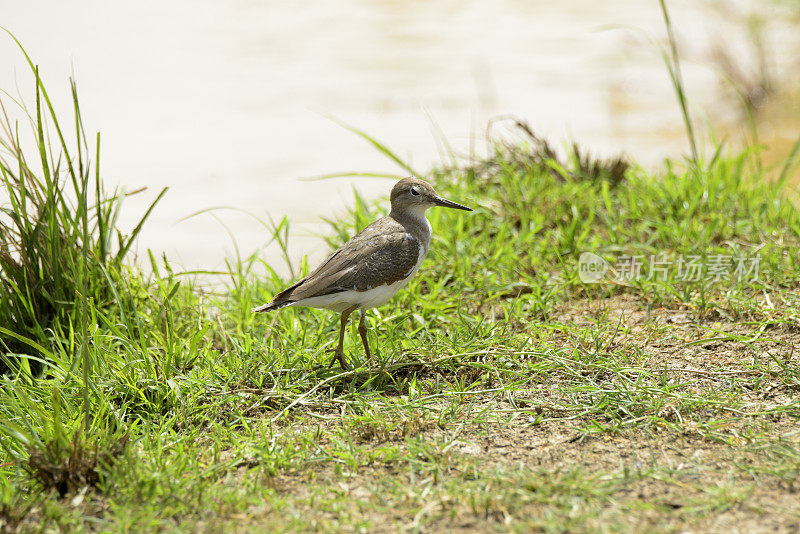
[254,297,800,532]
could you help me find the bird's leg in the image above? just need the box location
[329,306,356,369]
[357,310,373,364]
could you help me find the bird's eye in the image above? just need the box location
[410,187,419,196]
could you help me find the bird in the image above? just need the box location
[252,177,472,369]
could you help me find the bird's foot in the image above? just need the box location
[327,349,349,370]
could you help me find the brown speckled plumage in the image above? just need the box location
[263,217,422,309]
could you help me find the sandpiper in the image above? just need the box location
[252,177,472,368]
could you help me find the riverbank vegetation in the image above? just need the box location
[2,37,800,533]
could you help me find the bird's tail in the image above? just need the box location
[251,301,288,313]
[251,276,306,313]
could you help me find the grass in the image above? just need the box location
[2,40,800,534]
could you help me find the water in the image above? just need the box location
[2,0,798,275]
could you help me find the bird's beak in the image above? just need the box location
[434,196,472,211]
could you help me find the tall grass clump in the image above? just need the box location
[0,40,166,500]
[0,44,165,375]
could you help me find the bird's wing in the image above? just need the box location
[270,217,422,305]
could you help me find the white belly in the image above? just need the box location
[291,246,427,313]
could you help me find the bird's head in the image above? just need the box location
[389,177,471,218]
